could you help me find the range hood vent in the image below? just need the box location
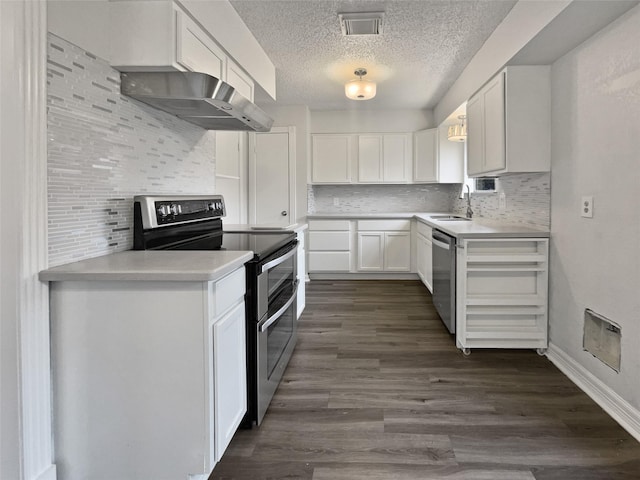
[120,71,273,132]
[339,12,384,36]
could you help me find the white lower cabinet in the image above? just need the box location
[308,220,352,272]
[212,301,246,461]
[456,237,549,353]
[49,267,247,480]
[357,231,384,271]
[416,221,433,291]
[356,220,411,272]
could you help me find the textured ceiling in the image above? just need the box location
[230,0,517,111]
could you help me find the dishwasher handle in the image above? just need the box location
[432,230,455,250]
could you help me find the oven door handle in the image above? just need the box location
[258,283,298,333]
[260,245,297,274]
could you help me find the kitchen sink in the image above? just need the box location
[429,215,471,221]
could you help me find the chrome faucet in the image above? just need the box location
[465,184,473,218]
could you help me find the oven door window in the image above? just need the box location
[263,287,296,377]
[262,245,297,301]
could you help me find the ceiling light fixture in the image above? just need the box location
[345,68,376,101]
[447,115,467,142]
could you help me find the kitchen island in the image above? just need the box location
[40,250,253,480]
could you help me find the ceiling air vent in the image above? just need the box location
[339,12,384,36]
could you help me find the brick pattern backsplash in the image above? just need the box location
[47,34,216,266]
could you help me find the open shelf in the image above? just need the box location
[458,237,549,352]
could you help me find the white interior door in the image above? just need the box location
[249,127,296,226]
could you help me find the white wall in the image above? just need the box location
[262,105,310,223]
[549,4,640,411]
[310,109,433,134]
[48,0,111,61]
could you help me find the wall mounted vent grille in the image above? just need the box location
[339,12,384,36]
[583,309,621,372]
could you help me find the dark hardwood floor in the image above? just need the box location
[211,280,640,480]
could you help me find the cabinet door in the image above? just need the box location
[384,232,411,272]
[425,237,433,292]
[213,301,246,461]
[176,9,226,79]
[358,135,383,183]
[413,129,438,182]
[482,72,506,173]
[383,134,410,182]
[226,59,254,101]
[466,93,484,177]
[417,235,426,282]
[312,135,352,183]
[357,232,384,271]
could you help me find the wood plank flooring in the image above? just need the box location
[210,280,640,480]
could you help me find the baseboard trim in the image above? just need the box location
[546,342,640,443]
[34,464,56,480]
[309,273,420,281]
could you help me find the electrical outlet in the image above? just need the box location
[499,193,506,212]
[333,197,340,206]
[581,196,593,218]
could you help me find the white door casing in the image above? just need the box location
[1,1,54,479]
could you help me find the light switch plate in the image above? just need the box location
[581,196,593,218]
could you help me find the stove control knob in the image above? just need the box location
[157,205,169,217]
[170,204,179,215]
[207,202,215,211]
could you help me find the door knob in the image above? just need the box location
[281,210,288,216]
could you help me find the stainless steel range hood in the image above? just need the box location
[120,71,273,132]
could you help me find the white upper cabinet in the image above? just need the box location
[382,134,411,182]
[311,135,354,184]
[466,66,550,177]
[175,8,227,80]
[110,1,258,101]
[414,126,464,183]
[358,135,383,182]
[357,134,411,183]
[312,133,410,184]
[413,128,437,182]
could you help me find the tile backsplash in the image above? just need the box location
[309,184,461,213]
[47,34,216,266]
[310,172,550,229]
[452,172,551,229]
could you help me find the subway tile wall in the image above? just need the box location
[308,184,461,213]
[47,34,216,266]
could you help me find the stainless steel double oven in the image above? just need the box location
[133,195,298,427]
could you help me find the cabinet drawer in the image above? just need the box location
[357,219,411,231]
[308,220,351,231]
[210,267,245,318]
[416,221,432,238]
[308,231,350,251]
[308,252,351,272]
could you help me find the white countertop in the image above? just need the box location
[307,212,549,238]
[224,222,308,233]
[39,250,254,282]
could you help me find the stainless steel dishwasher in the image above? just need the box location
[432,229,456,334]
